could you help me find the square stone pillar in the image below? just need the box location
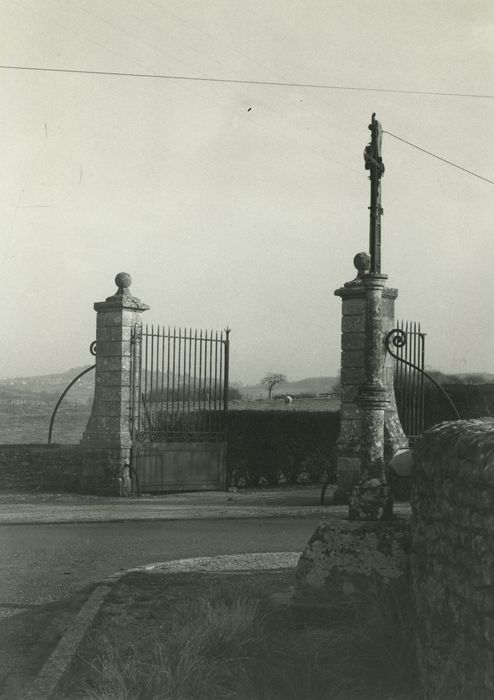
[333,254,407,501]
[80,273,149,495]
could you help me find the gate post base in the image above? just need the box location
[333,455,360,503]
[80,447,131,496]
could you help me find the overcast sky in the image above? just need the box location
[2,0,494,384]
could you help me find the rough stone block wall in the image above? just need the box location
[0,444,83,492]
[80,447,128,496]
[295,519,411,603]
[412,419,494,699]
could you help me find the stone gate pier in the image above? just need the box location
[79,273,149,495]
[333,252,408,502]
[295,117,410,640]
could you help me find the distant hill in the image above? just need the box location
[1,366,492,406]
[0,367,95,404]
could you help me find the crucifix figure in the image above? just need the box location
[364,113,385,274]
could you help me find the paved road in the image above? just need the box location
[0,517,323,608]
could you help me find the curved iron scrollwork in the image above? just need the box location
[48,345,97,445]
[385,328,460,421]
[386,327,407,350]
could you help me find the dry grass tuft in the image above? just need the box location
[58,572,421,700]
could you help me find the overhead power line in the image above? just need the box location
[1,63,494,99]
[384,131,494,186]
[2,63,492,185]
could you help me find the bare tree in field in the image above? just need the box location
[262,373,287,399]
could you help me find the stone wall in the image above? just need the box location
[0,444,83,492]
[411,419,494,698]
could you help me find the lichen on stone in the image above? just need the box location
[296,521,410,599]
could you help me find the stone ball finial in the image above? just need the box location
[115,272,132,290]
[353,252,371,272]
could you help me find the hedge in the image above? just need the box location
[226,410,340,487]
[422,382,494,429]
[226,384,494,490]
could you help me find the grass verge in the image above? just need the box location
[57,569,420,700]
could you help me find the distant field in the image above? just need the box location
[229,398,340,412]
[0,397,340,444]
[0,404,91,444]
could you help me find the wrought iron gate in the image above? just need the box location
[131,324,230,492]
[388,320,426,444]
[387,320,461,446]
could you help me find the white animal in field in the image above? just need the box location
[284,395,293,405]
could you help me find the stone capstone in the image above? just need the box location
[115,271,132,290]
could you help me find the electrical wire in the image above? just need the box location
[384,131,494,186]
[1,63,494,99]
[3,62,493,185]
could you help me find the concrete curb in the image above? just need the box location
[0,502,411,527]
[100,551,302,582]
[24,552,301,699]
[0,505,337,526]
[23,585,112,700]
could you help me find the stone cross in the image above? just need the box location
[364,113,384,274]
[334,115,407,519]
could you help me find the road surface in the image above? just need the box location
[0,516,322,607]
